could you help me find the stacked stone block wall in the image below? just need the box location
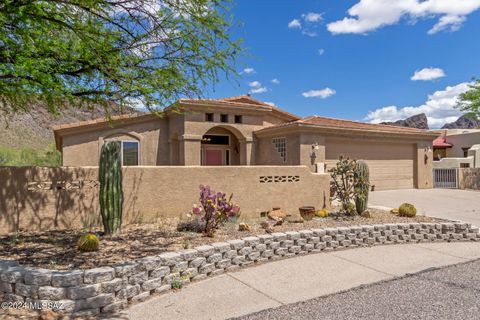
[1,222,478,317]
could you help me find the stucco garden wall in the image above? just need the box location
[0,166,329,234]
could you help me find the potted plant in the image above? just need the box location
[299,206,315,221]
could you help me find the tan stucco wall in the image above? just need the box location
[459,168,480,190]
[0,166,329,234]
[62,118,169,166]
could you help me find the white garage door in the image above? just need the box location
[325,138,416,190]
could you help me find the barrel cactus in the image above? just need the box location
[354,160,370,215]
[77,233,100,252]
[399,203,417,217]
[99,141,123,234]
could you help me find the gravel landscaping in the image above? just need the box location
[0,208,441,270]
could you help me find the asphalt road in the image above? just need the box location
[233,259,480,320]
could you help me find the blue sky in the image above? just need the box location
[208,0,480,128]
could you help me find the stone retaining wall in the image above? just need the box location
[1,222,479,318]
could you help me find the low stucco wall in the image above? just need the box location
[433,157,474,169]
[0,166,329,234]
[459,168,480,190]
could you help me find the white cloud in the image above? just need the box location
[288,19,302,29]
[327,0,480,35]
[271,78,280,85]
[242,67,255,75]
[250,87,268,94]
[411,67,446,81]
[302,88,336,99]
[318,48,325,56]
[302,12,323,23]
[248,81,267,94]
[365,82,471,128]
[265,101,277,106]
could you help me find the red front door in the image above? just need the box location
[205,149,223,166]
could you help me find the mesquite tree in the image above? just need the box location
[99,141,123,234]
[0,0,241,114]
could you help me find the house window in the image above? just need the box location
[460,163,470,168]
[462,147,470,158]
[272,137,287,162]
[121,141,139,166]
[220,114,229,123]
[205,113,214,122]
[234,115,243,124]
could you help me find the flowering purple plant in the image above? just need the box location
[194,185,241,237]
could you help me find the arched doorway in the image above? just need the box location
[201,126,242,166]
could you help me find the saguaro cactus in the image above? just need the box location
[99,141,123,234]
[354,160,370,214]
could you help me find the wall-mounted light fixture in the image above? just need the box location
[310,142,320,159]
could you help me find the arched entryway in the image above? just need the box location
[201,126,243,166]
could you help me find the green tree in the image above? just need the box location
[0,0,240,114]
[458,79,480,118]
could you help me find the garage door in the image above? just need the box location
[325,138,415,190]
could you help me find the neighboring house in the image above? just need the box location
[433,129,480,168]
[53,95,437,190]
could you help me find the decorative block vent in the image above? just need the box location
[27,180,99,191]
[259,175,300,183]
[272,137,287,162]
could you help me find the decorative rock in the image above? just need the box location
[130,291,150,303]
[15,282,38,298]
[158,252,182,266]
[3,293,24,303]
[271,232,287,241]
[137,257,162,271]
[114,262,141,277]
[211,242,230,253]
[179,249,198,261]
[117,285,140,300]
[24,268,52,286]
[228,239,245,250]
[84,267,115,284]
[102,300,127,314]
[0,260,19,270]
[150,266,170,278]
[76,293,115,310]
[181,268,198,278]
[243,236,260,246]
[198,263,215,274]
[257,234,274,244]
[268,207,287,220]
[153,284,171,294]
[141,278,163,291]
[238,246,252,255]
[1,267,25,283]
[51,270,84,287]
[216,259,231,269]
[285,231,300,240]
[188,257,206,269]
[101,278,125,293]
[67,284,101,300]
[0,281,13,293]
[223,250,238,259]
[128,271,148,285]
[195,245,215,257]
[171,261,189,273]
[207,253,223,264]
[38,286,66,300]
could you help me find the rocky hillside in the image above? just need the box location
[0,104,136,150]
[441,114,480,129]
[380,113,429,130]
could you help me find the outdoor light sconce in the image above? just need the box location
[310,142,320,159]
[424,146,431,164]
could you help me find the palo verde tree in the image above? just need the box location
[458,79,480,120]
[0,0,241,114]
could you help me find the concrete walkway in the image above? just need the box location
[127,242,480,320]
[369,189,480,226]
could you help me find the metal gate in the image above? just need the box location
[433,168,458,189]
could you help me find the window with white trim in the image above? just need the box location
[272,137,287,162]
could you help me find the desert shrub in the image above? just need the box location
[0,144,60,166]
[398,203,417,217]
[329,156,357,215]
[189,185,241,237]
[77,233,100,252]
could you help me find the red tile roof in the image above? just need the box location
[433,137,453,147]
[256,115,438,137]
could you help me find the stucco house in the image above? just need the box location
[53,95,437,190]
[433,129,480,168]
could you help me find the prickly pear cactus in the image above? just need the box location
[354,160,370,215]
[99,141,123,234]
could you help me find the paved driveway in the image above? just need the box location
[369,189,480,226]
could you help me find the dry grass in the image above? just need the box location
[0,208,442,270]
